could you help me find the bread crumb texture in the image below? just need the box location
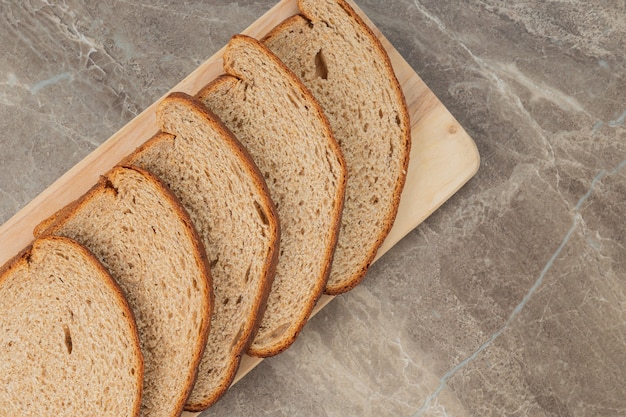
[130,92,279,409]
[264,0,411,294]
[198,35,345,356]
[38,167,211,417]
[0,237,142,416]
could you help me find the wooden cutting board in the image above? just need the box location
[0,0,479,413]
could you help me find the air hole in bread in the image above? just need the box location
[223,298,229,306]
[314,49,328,80]
[268,322,290,339]
[253,200,269,225]
[236,295,243,305]
[287,93,300,108]
[244,266,251,284]
[53,250,70,261]
[363,123,369,132]
[379,109,384,118]
[231,115,244,129]
[103,178,118,196]
[210,256,219,269]
[63,325,72,354]
[395,114,401,126]
[230,325,245,350]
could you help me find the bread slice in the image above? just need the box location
[197,35,346,357]
[263,0,411,294]
[34,166,212,417]
[0,235,143,416]
[124,92,280,410]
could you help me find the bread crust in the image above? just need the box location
[198,34,347,358]
[224,35,347,312]
[263,0,411,295]
[129,165,214,416]
[327,0,410,294]
[34,165,213,417]
[0,235,144,417]
[125,92,280,411]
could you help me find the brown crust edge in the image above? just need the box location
[34,165,214,417]
[326,0,411,295]
[264,0,411,295]
[129,92,280,411]
[116,165,214,417]
[160,93,279,411]
[227,34,347,356]
[0,235,145,417]
[199,34,347,358]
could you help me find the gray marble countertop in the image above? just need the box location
[1,1,625,416]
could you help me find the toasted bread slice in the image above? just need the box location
[0,236,143,417]
[125,92,279,410]
[197,35,346,357]
[263,0,411,294]
[34,166,212,417]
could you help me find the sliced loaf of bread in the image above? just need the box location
[0,236,143,417]
[124,92,280,411]
[34,166,212,417]
[197,34,346,357]
[263,0,411,294]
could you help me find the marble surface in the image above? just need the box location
[1,0,625,416]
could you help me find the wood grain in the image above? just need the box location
[0,0,479,413]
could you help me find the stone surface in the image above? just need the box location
[1,0,625,416]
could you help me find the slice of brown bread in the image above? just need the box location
[34,166,212,417]
[0,235,143,417]
[197,34,346,357]
[263,0,411,294]
[124,92,280,411]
